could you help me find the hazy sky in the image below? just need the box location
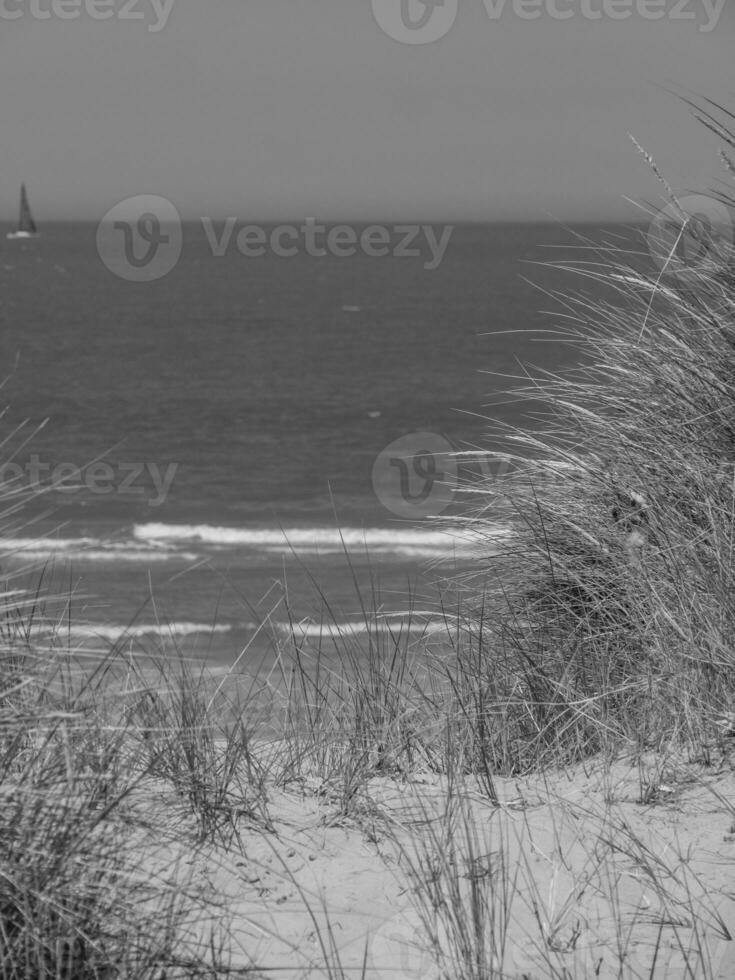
[2,0,733,221]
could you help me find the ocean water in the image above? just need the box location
[0,221,638,665]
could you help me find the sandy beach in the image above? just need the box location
[113,747,735,978]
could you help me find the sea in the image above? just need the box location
[0,220,641,669]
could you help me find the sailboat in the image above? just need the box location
[7,184,38,240]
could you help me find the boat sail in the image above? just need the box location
[7,184,38,240]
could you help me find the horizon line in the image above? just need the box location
[2,215,648,226]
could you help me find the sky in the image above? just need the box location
[1,0,734,221]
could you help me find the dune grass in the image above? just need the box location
[449,100,735,774]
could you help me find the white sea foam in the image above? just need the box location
[133,522,488,557]
[3,536,105,551]
[276,612,452,640]
[30,613,462,646]
[1,537,200,562]
[0,522,507,566]
[34,622,234,640]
